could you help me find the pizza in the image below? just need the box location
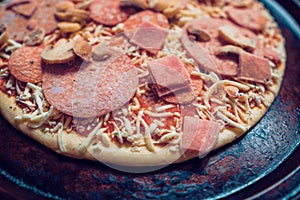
[0,0,285,167]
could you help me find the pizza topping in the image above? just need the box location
[186,24,211,42]
[123,10,169,39]
[41,39,75,64]
[73,36,93,61]
[263,48,281,64]
[91,43,115,61]
[231,0,254,8]
[8,46,43,84]
[58,22,81,33]
[0,24,8,46]
[89,0,129,26]
[42,54,138,118]
[225,86,239,98]
[121,0,179,18]
[181,33,217,73]
[27,0,58,35]
[218,25,256,51]
[226,5,267,32]
[215,45,243,56]
[182,116,220,157]
[120,0,150,10]
[10,0,37,17]
[24,29,45,46]
[55,1,90,25]
[130,21,169,53]
[148,55,195,104]
[238,52,271,84]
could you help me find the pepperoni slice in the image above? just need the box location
[27,0,57,34]
[42,53,139,118]
[227,6,267,32]
[123,10,169,38]
[89,0,129,26]
[8,46,43,84]
[11,0,37,17]
[1,10,29,42]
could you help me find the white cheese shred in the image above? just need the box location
[216,111,249,132]
[78,121,103,152]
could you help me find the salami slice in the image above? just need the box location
[123,10,169,38]
[227,6,267,32]
[27,0,57,34]
[11,0,37,17]
[8,46,43,84]
[42,52,139,118]
[1,10,29,42]
[89,0,129,26]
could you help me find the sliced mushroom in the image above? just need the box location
[41,39,75,64]
[152,0,179,18]
[215,45,243,56]
[24,28,45,46]
[218,25,256,51]
[91,43,112,61]
[75,0,93,10]
[73,37,92,61]
[225,86,239,98]
[56,1,75,12]
[231,0,253,8]
[67,8,91,24]
[120,0,179,18]
[58,22,81,33]
[55,1,75,21]
[0,24,8,45]
[120,0,150,9]
[187,24,211,42]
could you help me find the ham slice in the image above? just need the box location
[182,116,220,157]
[148,55,195,104]
[238,52,271,84]
[130,21,169,53]
[181,33,218,73]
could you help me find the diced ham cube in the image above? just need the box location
[182,116,221,157]
[130,21,169,53]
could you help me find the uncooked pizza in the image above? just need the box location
[0,0,285,167]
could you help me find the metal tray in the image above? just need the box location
[0,0,299,199]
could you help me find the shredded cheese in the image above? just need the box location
[140,117,155,152]
[216,111,249,132]
[144,110,173,118]
[78,121,103,152]
[28,106,54,128]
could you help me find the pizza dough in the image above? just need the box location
[0,0,286,167]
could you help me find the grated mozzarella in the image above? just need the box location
[140,117,155,152]
[27,106,54,128]
[56,123,67,153]
[78,121,103,152]
[144,110,173,118]
[216,111,249,132]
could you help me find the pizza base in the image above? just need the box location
[0,58,285,166]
